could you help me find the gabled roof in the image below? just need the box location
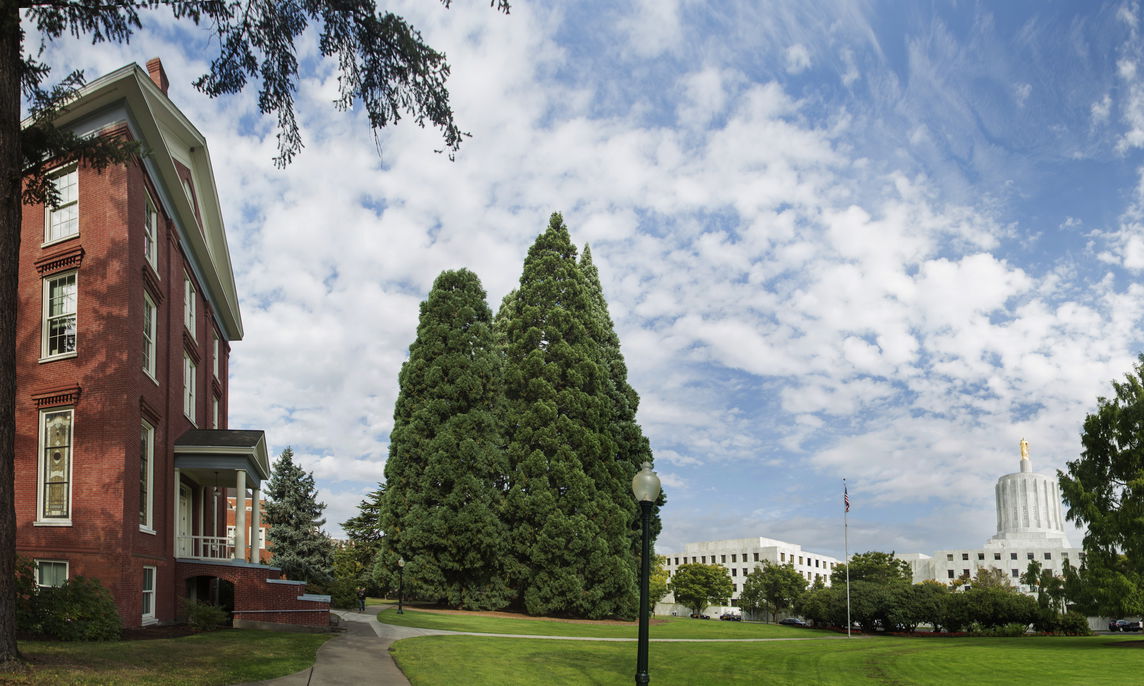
[26,61,244,341]
[174,429,270,483]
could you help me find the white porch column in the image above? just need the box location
[249,487,261,563]
[234,470,247,561]
[173,468,181,556]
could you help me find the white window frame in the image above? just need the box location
[142,292,157,380]
[140,420,155,532]
[144,197,158,269]
[44,165,78,245]
[211,395,219,429]
[36,408,74,525]
[142,566,156,624]
[183,353,197,423]
[34,559,69,588]
[212,334,220,379]
[42,271,77,360]
[183,273,196,332]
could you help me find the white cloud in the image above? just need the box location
[785,44,812,74]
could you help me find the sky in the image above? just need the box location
[24,0,1144,562]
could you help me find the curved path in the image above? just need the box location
[235,606,857,686]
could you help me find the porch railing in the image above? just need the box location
[176,535,234,561]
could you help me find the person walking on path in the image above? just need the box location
[356,587,367,612]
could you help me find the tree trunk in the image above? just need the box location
[0,0,23,667]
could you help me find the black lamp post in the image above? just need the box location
[397,557,406,615]
[632,461,661,686]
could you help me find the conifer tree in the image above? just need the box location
[264,447,334,587]
[378,269,511,610]
[497,213,638,618]
[579,246,663,549]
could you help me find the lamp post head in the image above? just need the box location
[631,461,661,503]
[398,557,405,568]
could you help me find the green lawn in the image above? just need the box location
[4,629,331,686]
[391,634,1144,686]
[377,609,828,639]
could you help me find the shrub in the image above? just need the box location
[183,598,228,632]
[34,577,122,641]
[1055,611,1092,636]
[969,622,1029,637]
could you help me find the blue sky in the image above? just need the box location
[28,1,1144,561]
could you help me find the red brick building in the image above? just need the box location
[15,59,328,629]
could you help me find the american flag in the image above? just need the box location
[844,485,850,513]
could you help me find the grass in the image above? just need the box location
[1,629,332,686]
[391,634,1144,686]
[377,609,828,639]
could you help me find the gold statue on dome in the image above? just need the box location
[1020,438,1029,460]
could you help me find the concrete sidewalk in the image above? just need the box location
[235,605,428,686]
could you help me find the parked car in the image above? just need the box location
[689,613,710,620]
[779,617,808,627]
[1110,619,1143,632]
[719,613,741,621]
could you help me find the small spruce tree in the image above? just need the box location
[264,447,334,587]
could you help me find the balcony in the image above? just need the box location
[176,534,235,561]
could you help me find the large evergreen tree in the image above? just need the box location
[1,1,508,665]
[341,486,385,594]
[496,213,639,619]
[579,246,662,551]
[264,447,334,587]
[378,269,511,610]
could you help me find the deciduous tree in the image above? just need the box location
[739,560,806,622]
[830,551,912,586]
[668,563,733,616]
[1060,354,1144,619]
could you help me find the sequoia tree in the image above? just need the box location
[377,269,511,610]
[1059,353,1144,618]
[264,447,334,587]
[497,213,639,618]
[579,246,662,547]
[1,0,508,665]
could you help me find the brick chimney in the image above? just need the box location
[146,58,169,96]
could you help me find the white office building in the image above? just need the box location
[656,536,840,617]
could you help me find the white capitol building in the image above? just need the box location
[900,439,1082,587]
[657,439,1082,617]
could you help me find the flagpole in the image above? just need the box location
[844,478,851,638]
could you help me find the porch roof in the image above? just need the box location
[174,429,271,487]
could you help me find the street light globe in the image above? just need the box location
[631,461,661,503]
[398,557,406,568]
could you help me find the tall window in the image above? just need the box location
[143,292,157,378]
[140,421,154,530]
[39,409,73,521]
[211,395,219,429]
[212,334,220,379]
[144,198,158,268]
[183,354,197,422]
[142,567,156,623]
[183,273,196,331]
[45,166,78,243]
[35,560,68,587]
[43,272,77,358]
